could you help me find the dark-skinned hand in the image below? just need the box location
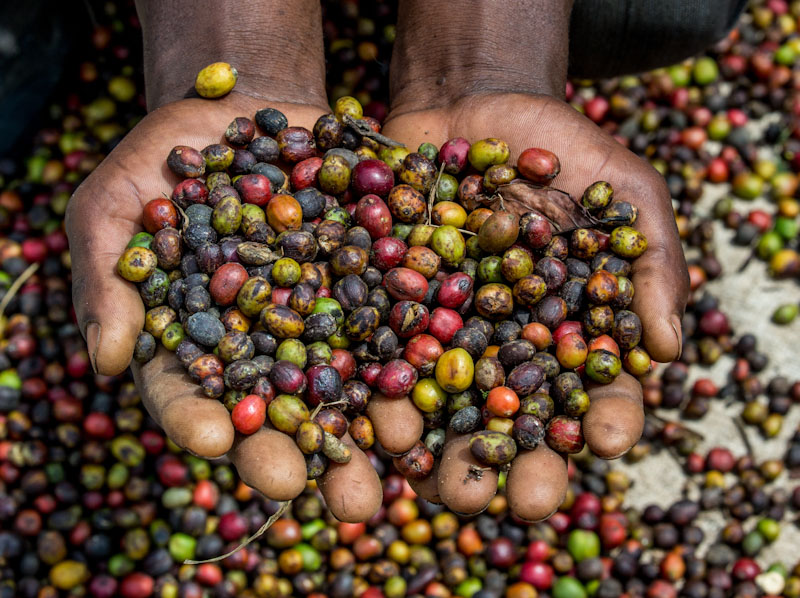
[380,92,689,520]
[65,93,415,522]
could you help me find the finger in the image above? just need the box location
[131,346,234,458]
[437,432,498,515]
[406,457,442,504]
[66,184,147,376]
[317,432,383,523]
[366,393,424,456]
[583,371,644,459]
[506,444,568,522]
[228,425,308,501]
[614,174,688,363]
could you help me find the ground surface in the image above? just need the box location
[614,170,800,567]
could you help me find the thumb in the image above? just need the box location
[66,188,145,376]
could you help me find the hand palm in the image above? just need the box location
[382,93,688,519]
[66,95,384,522]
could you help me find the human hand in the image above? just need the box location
[66,94,388,521]
[381,92,689,519]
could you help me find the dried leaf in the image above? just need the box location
[343,115,405,148]
[236,242,280,265]
[491,181,598,231]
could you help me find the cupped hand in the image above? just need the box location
[65,93,385,522]
[382,93,689,520]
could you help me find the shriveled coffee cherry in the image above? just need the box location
[564,389,590,417]
[513,414,546,450]
[255,107,288,136]
[312,113,344,151]
[517,210,553,250]
[506,362,545,397]
[223,359,260,391]
[167,145,205,178]
[202,144,235,171]
[513,275,547,307]
[497,340,536,369]
[133,332,157,363]
[345,306,381,341]
[185,312,225,347]
[305,365,342,406]
[188,354,224,381]
[570,229,600,260]
[474,283,514,321]
[331,246,369,277]
[322,432,352,463]
[535,296,568,330]
[225,117,256,147]
[472,356,503,392]
[261,304,305,338]
[388,184,427,223]
[613,310,643,350]
[387,301,429,340]
[276,127,316,163]
[398,153,437,194]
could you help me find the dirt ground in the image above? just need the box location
[613,167,800,566]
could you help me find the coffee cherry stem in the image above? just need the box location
[342,114,405,148]
[184,499,292,565]
[0,262,39,333]
[426,162,446,225]
[310,399,349,420]
[733,417,755,457]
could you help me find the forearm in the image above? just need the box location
[390,0,573,113]
[136,0,327,110]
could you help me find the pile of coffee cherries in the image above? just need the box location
[117,95,650,482]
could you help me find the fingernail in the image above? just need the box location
[86,322,101,374]
[670,315,683,360]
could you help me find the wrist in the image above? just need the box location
[389,0,573,114]
[136,0,328,111]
